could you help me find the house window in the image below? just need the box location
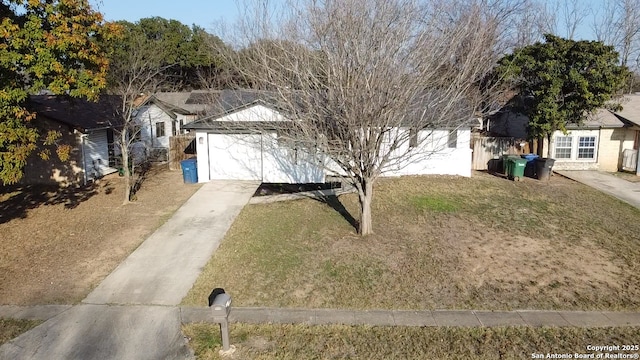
[409,128,418,147]
[554,136,572,159]
[577,136,596,159]
[448,130,457,148]
[155,122,165,138]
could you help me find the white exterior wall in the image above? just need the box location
[380,128,472,177]
[323,128,472,178]
[194,104,473,183]
[216,104,286,122]
[176,114,197,135]
[195,131,210,183]
[136,105,175,149]
[83,129,116,179]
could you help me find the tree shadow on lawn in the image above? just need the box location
[310,193,359,231]
[0,181,113,224]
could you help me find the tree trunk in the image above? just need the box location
[357,178,374,236]
[121,132,131,205]
[546,133,552,158]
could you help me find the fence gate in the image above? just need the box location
[169,135,196,170]
[472,136,519,171]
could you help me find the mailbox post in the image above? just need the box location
[208,288,233,354]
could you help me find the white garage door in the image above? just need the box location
[208,134,263,180]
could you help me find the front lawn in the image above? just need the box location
[182,172,640,311]
[183,323,640,360]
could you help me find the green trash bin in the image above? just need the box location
[501,155,520,176]
[506,157,527,181]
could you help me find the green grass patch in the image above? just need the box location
[0,318,41,345]
[410,195,459,213]
[184,323,640,360]
[182,173,640,311]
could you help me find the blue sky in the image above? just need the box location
[91,0,244,31]
[92,0,604,41]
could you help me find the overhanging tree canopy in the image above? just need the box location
[0,0,117,184]
[497,34,628,155]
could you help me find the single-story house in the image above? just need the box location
[183,90,472,184]
[23,95,120,185]
[488,94,640,172]
[134,91,211,156]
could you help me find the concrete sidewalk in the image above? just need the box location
[1,180,259,360]
[556,170,640,210]
[3,305,640,328]
[1,305,191,360]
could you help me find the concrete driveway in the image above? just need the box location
[556,170,640,210]
[1,180,260,360]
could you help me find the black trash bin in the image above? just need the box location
[535,158,555,181]
[521,154,539,178]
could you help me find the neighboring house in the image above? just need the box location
[489,94,640,172]
[134,92,211,156]
[23,95,120,185]
[184,90,472,184]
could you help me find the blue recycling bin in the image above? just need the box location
[180,159,198,184]
[521,154,539,178]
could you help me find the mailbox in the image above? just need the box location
[211,293,232,318]
[208,288,234,354]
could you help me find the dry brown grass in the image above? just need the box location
[183,172,640,311]
[0,319,41,345]
[183,323,640,360]
[0,167,201,305]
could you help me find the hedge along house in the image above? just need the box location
[183,90,472,184]
[23,95,120,185]
[489,94,640,172]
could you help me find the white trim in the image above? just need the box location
[552,131,599,162]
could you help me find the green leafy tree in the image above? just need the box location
[498,34,628,156]
[0,0,117,184]
[112,17,231,89]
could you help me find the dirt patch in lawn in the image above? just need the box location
[457,230,622,290]
[0,167,201,305]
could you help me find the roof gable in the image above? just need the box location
[184,103,289,131]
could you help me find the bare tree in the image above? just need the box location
[561,0,591,39]
[105,31,173,204]
[215,0,502,235]
[591,0,640,91]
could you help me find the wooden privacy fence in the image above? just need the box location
[169,135,196,170]
[472,136,522,171]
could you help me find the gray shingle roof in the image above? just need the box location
[29,95,121,132]
[573,108,626,128]
[152,92,209,114]
[614,94,640,127]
